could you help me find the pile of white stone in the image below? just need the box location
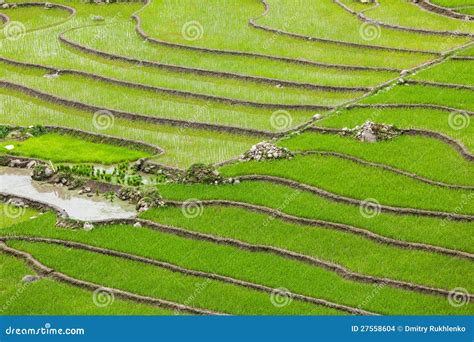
[342,121,400,143]
[241,142,293,161]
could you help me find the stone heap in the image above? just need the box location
[241,142,293,161]
[342,121,400,143]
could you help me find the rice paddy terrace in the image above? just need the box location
[0,0,473,316]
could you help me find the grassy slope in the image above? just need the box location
[140,206,474,292]
[317,107,473,151]
[411,59,474,86]
[0,6,70,38]
[0,63,324,132]
[0,8,375,102]
[279,132,474,186]
[256,0,467,50]
[7,239,339,315]
[157,182,474,253]
[340,0,474,33]
[138,0,443,64]
[4,214,472,315]
[1,133,151,164]
[0,204,37,229]
[219,154,474,214]
[362,84,474,112]
[0,89,258,168]
[0,253,173,315]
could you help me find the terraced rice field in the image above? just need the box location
[0,0,473,316]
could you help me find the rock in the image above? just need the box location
[233,179,240,185]
[312,114,322,121]
[32,165,54,181]
[400,70,409,77]
[7,198,26,208]
[83,222,94,231]
[44,167,54,177]
[343,121,400,143]
[8,159,23,168]
[6,130,21,139]
[182,164,222,184]
[43,73,59,79]
[29,216,37,220]
[133,222,142,228]
[44,2,53,8]
[1,3,9,9]
[137,200,149,212]
[61,178,68,185]
[4,144,14,151]
[22,275,40,283]
[26,160,37,169]
[92,15,105,22]
[242,142,293,162]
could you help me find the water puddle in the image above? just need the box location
[0,167,136,221]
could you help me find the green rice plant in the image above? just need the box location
[317,107,473,151]
[252,0,468,50]
[8,240,339,315]
[139,0,460,60]
[362,83,474,112]
[4,214,472,315]
[1,133,151,164]
[140,205,474,292]
[339,0,474,34]
[156,182,474,252]
[0,89,258,167]
[279,131,474,186]
[0,253,172,315]
[219,154,474,214]
[411,60,474,86]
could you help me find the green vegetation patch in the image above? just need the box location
[1,133,151,164]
